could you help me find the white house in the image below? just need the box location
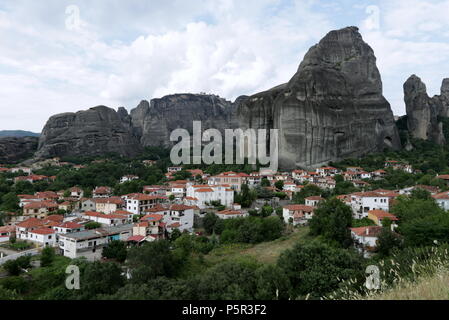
[0,226,15,243]
[350,192,389,219]
[282,204,314,226]
[122,193,167,215]
[216,209,248,220]
[27,228,57,247]
[186,184,234,209]
[144,204,195,232]
[82,211,133,226]
[120,175,139,184]
[350,226,383,249]
[58,224,132,259]
[433,191,449,210]
[305,196,323,207]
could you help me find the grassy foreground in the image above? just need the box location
[366,269,449,300]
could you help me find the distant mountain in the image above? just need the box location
[0,130,40,137]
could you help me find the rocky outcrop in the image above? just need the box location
[35,106,142,159]
[130,94,240,147]
[0,137,38,163]
[238,26,401,169]
[404,75,449,144]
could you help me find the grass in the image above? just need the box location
[205,227,311,265]
[367,269,449,300]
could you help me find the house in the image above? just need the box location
[14,175,50,184]
[81,198,96,212]
[168,183,186,199]
[305,196,323,207]
[350,192,389,219]
[350,226,383,250]
[433,191,449,210]
[353,180,371,188]
[247,174,261,187]
[52,221,85,235]
[216,209,248,220]
[16,218,45,241]
[10,167,32,174]
[367,210,399,227]
[168,166,183,173]
[23,201,58,218]
[94,197,124,214]
[133,214,165,241]
[143,204,195,232]
[58,201,73,212]
[400,185,440,196]
[120,175,139,184]
[122,193,167,215]
[58,224,133,259]
[92,186,113,198]
[283,182,297,192]
[372,169,387,180]
[70,187,84,199]
[82,211,133,226]
[316,166,339,177]
[282,204,314,226]
[27,228,57,247]
[0,225,16,243]
[186,184,234,209]
[143,185,167,196]
[208,171,248,192]
[437,175,449,186]
[292,170,306,181]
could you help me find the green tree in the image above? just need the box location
[261,178,270,187]
[127,240,183,283]
[202,212,219,235]
[376,228,403,257]
[277,241,364,299]
[40,246,55,267]
[309,198,353,247]
[78,261,125,299]
[102,240,128,263]
[85,222,101,230]
[274,180,284,190]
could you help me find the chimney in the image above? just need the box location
[365,227,369,236]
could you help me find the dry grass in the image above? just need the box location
[205,227,311,265]
[367,270,449,300]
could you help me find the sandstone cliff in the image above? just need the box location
[0,137,38,163]
[404,75,449,144]
[238,26,401,169]
[35,106,142,159]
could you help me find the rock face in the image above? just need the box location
[35,106,142,159]
[35,26,403,166]
[0,137,39,163]
[404,75,449,144]
[238,26,401,169]
[130,94,240,147]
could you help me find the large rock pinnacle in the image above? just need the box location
[238,26,401,169]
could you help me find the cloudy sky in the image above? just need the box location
[1,0,448,132]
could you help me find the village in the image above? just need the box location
[1,156,449,264]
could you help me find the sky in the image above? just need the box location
[0,0,449,132]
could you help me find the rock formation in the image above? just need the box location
[34,26,403,168]
[130,94,240,147]
[404,75,449,145]
[35,106,142,159]
[238,26,401,169]
[0,136,38,163]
